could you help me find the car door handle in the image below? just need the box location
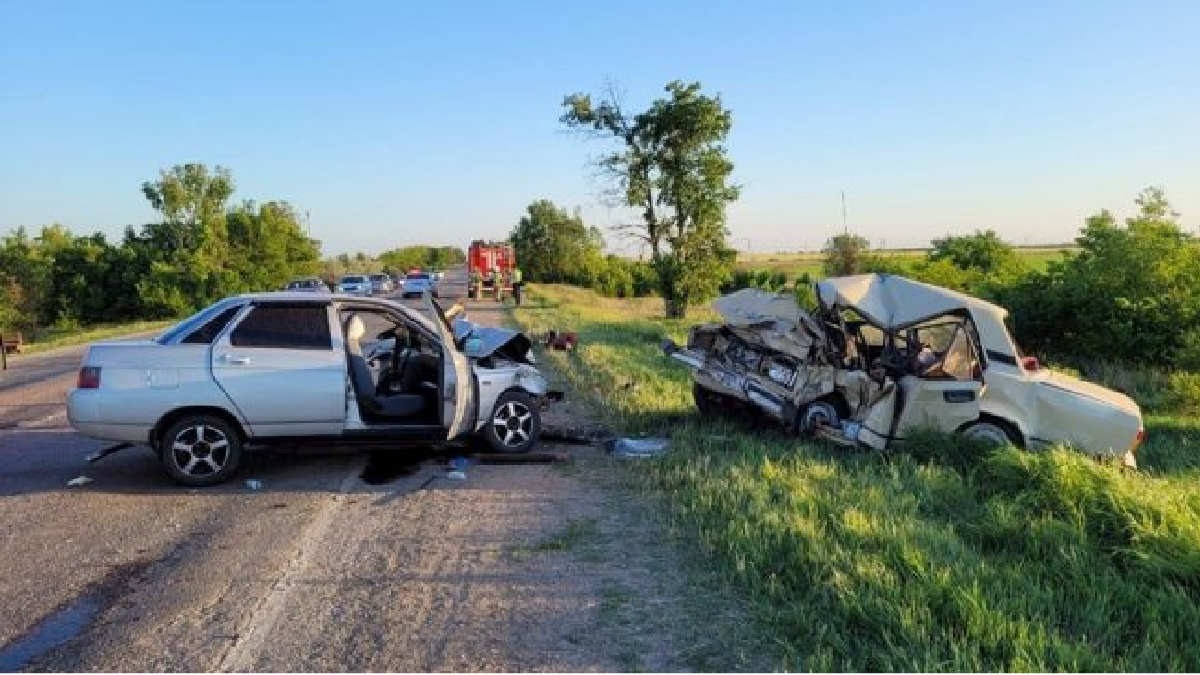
[222,355,252,365]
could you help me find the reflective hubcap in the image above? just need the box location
[171,424,230,476]
[492,401,533,447]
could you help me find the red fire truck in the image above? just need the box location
[467,240,515,288]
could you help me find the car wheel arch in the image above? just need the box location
[151,406,247,451]
[958,413,1024,447]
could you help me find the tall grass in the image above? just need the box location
[514,284,1200,671]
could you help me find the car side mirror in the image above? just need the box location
[1021,356,1040,372]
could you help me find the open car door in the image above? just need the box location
[425,296,475,439]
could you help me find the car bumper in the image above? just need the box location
[68,390,148,443]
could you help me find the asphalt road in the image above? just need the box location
[0,265,603,671]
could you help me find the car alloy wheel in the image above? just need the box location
[492,400,533,448]
[171,423,231,477]
[160,414,242,487]
[484,390,540,453]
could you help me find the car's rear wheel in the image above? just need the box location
[958,419,1019,447]
[483,390,540,453]
[160,415,243,487]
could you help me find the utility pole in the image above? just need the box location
[841,190,848,235]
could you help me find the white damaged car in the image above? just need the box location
[68,293,557,485]
[665,274,1144,467]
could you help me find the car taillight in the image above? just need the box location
[1133,428,1145,449]
[78,366,101,389]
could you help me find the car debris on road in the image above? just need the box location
[664,274,1144,467]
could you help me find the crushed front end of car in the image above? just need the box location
[663,288,892,447]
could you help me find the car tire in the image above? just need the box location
[958,419,1019,447]
[160,415,243,487]
[483,390,541,454]
[797,399,840,436]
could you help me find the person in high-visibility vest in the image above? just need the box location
[469,268,482,299]
[511,267,524,306]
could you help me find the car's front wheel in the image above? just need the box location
[160,415,243,487]
[483,390,541,453]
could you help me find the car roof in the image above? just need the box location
[234,292,440,334]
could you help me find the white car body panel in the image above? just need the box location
[210,305,346,437]
[68,342,246,443]
[67,293,553,449]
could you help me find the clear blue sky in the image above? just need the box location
[2,0,1197,255]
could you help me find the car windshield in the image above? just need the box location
[156,299,239,344]
[407,273,430,281]
[342,276,366,284]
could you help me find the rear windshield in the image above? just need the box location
[157,300,241,344]
[342,276,366,283]
[370,274,387,280]
[407,273,430,281]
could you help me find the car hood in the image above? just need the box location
[710,288,827,354]
[1030,369,1141,416]
[453,319,534,363]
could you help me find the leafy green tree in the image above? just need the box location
[0,227,52,332]
[226,200,320,291]
[509,200,603,285]
[929,230,1024,277]
[822,234,872,276]
[562,81,740,318]
[1000,187,1200,367]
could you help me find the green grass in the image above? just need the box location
[736,246,1078,280]
[515,284,1200,671]
[11,319,176,355]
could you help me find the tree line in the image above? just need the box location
[0,164,321,335]
[318,246,465,283]
[814,187,1199,370]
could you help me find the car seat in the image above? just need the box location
[344,314,426,419]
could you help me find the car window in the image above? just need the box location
[342,276,366,284]
[939,326,977,380]
[406,273,430,281]
[230,304,332,349]
[157,301,237,344]
[182,305,243,345]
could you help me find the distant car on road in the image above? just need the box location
[337,275,371,296]
[284,277,331,293]
[402,272,436,298]
[369,273,394,295]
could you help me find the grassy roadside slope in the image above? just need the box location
[514,284,1200,671]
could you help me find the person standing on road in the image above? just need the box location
[511,266,524,306]
[469,268,482,300]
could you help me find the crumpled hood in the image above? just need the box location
[453,319,534,363]
[710,288,826,354]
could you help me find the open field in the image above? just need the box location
[737,246,1079,279]
[513,283,1200,671]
